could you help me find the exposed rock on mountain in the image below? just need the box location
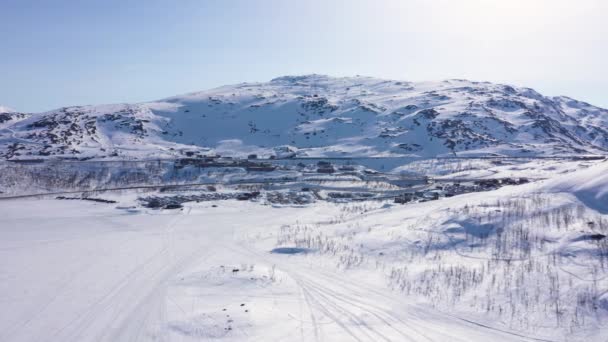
[2,75,608,160]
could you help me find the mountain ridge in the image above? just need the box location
[1,75,608,160]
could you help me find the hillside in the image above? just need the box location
[2,75,608,160]
[544,160,608,213]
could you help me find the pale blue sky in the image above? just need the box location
[1,0,607,112]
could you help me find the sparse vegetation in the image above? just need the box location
[276,193,608,336]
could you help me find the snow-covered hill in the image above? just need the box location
[0,106,28,130]
[2,75,608,160]
[545,160,608,213]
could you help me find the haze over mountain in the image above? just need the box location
[2,75,608,160]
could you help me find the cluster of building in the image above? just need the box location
[394,177,530,204]
[174,156,277,172]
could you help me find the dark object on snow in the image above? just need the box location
[140,193,243,208]
[7,159,45,164]
[474,179,501,189]
[394,193,414,204]
[317,166,335,174]
[271,247,312,254]
[339,165,356,171]
[501,177,530,185]
[246,164,276,172]
[163,203,183,210]
[266,191,314,205]
[236,192,260,201]
[573,234,606,242]
[328,192,374,200]
[247,154,258,159]
[56,196,117,204]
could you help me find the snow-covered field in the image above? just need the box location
[1,160,608,341]
[0,198,540,342]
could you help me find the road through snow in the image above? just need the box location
[0,198,542,341]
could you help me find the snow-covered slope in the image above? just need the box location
[2,75,608,160]
[272,162,608,340]
[0,107,29,130]
[545,160,608,213]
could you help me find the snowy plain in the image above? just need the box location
[0,197,546,342]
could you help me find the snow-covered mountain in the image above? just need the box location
[0,107,29,132]
[2,75,608,160]
[0,105,14,113]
